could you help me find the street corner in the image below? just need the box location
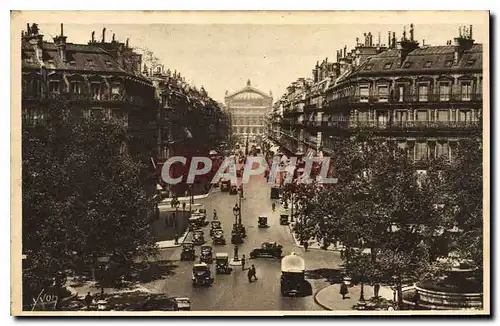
[314,283,394,311]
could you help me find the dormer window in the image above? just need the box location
[111,83,120,95]
[383,62,392,70]
[24,57,33,64]
[105,61,113,68]
[69,61,76,65]
[90,82,101,100]
[70,82,81,94]
[364,64,373,71]
[424,61,432,68]
[87,59,95,67]
[49,81,59,93]
[403,62,412,68]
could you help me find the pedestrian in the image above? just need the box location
[84,292,93,310]
[174,232,179,245]
[182,202,186,211]
[250,264,258,281]
[340,248,345,260]
[304,241,309,252]
[247,268,253,283]
[340,281,349,300]
[241,254,246,270]
[374,283,380,298]
[272,202,276,212]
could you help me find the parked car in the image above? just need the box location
[210,220,222,236]
[280,214,289,225]
[180,242,195,261]
[229,185,238,195]
[250,242,283,259]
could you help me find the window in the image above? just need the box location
[415,142,428,161]
[105,61,112,67]
[70,82,81,94]
[436,110,449,122]
[436,142,449,159]
[466,59,476,67]
[364,64,373,71]
[398,85,404,102]
[377,85,389,102]
[395,111,408,123]
[357,110,369,121]
[416,110,428,121]
[87,59,95,67]
[49,81,59,93]
[424,61,432,68]
[459,110,472,122]
[384,62,392,70]
[91,83,101,100]
[359,85,369,102]
[403,62,412,68]
[445,60,453,67]
[90,108,103,119]
[111,84,120,95]
[376,111,388,127]
[418,84,429,102]
[461,81,472,101]
[439,82,450,101]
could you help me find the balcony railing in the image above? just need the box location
[293,119,481,131]
[327,93,483,107]
[23,91,147,106]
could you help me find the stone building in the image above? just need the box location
[225,79,273,136]
[273,25,483,164]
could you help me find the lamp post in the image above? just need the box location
[238,187,243,225]
[233,203,239,225]
[172,198,180,244]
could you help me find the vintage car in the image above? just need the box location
[125,294,178,311]
[212,229,226,245]
[192,230,205,245]
[233,223,246,238]
[258,216,269,228]
[215,253,232,274]
[229,185,238,195]
[210,220,223,236]
[192,263,214,286]
[280,214,290,225]
[192,207,207,220]
[249,242,283,259]
[188,215,203,231]
[180,242,195,261]
[173,297,191,311]
[270,187,280,199]
[220,179,231,192]
[200,245,213,264]
[281,252,312,297]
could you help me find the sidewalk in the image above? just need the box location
[156,228,191,249]
[314,283,394,311]
[65,278,152,298]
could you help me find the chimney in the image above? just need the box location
[422,39,425,46]
[369,32,373,46]
[410,24,414,41]
[388,31,391,48]
[112,33,115,42]
[27,23,30,35]
[344,46,347,57]
[102,28,106,43]
[91,31,95,42]
[392,32,396,48]
[126,38,129,48]
[470,25,473,39]
[378,32,381,46]
[53,23,68,62]
[356,37,359,45]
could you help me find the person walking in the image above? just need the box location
[247,267,253,283]
[303,241,309,252]
[84,292,93,310]
[250,264,258,281]
[241,254,246,271]
[374,283,381,298]
[340,281,349,300]
[272,202,276,212]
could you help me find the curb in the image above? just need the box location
[313,285,333,311]
[161,184,217,203]
[156,229,191,249]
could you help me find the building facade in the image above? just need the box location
[225,79,273,136]
[272,25,483,164]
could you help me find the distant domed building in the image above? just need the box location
[225,79,273,136]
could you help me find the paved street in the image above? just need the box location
[142,160,343,311]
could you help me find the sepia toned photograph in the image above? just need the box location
[10,10,490,316]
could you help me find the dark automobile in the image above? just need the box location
[124,294,177,311]
[233,223,246,238]
[192,263,214,286]
[192,230,205,245]
[200,245,213,264]
[188,215,204,231]
[210,220,222,236]
[215,253,232,274]
[180,242,195,261]
[270,187,280,199]
[229,185,238,195]
[220,179,231,192]
[249,242,283,259]
[280,214,289,225]
[212,229,226,245]
[258,216,269,228]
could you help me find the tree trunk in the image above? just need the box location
[370,247,377,262]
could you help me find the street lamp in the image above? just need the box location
[172,197,180,244]
[238,187,243,225]
[233,203,239,225]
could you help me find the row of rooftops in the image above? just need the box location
[21,23,218,106]
[276,24,483,106]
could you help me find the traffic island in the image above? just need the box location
[314,283,393,311]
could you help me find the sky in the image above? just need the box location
[36,22,487,103]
